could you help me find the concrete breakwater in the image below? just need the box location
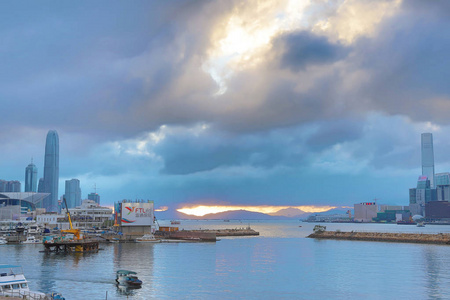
[190,228,260,237]
[307,231,450,245]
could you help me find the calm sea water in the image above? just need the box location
[2,220,450,299]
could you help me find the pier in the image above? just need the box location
[307,230,450,245]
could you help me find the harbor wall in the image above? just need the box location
[307,231,450,245]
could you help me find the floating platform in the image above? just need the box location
[307,231,450,245]
[43,240,99,253]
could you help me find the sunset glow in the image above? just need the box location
[177,205,337,217]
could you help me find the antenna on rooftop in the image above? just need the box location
[93,183,100,194]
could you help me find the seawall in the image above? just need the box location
[307,231,450,245]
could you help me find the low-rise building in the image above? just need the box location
[354,202,378,222]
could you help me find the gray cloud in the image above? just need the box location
[275,31,349,72]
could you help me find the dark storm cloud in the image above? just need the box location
[275,31,349,72]
[348,4,450,124]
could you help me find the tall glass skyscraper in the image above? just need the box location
[25,160,38,192]
[421,133,435,188]
[65,179,81,208]
[43,130,59,212]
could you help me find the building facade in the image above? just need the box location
[435,172,450,201]
[64,179,81,208]
[25,162,38,192]
[42,130,59,212]
[88,193,100,205]
[421,133,435,188]
[0,180,21,192]
[354,202,378,222]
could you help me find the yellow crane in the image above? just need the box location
[61,198,81,240]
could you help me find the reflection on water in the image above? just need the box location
[1,221,450,299]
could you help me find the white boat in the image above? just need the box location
[136,234,160,243]
[0,237,6,245]
[0,264,64,299]
[22,236,42,244]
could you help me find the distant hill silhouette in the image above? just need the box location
[269,207,309,218]
[154,207,346,220]
[155,208,292,220]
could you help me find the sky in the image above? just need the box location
[1,0,450,215]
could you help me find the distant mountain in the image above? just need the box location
[199,210,290,220]
[154,208,187,220]
[155,209,292,220]
[269,207,309,218]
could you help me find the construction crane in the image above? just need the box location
[61,198,81,240]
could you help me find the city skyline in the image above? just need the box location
[1,1,450,213]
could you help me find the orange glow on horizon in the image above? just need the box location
[177,205,337,217]
[155,206,168,212]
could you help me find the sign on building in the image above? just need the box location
[120,202,154,226]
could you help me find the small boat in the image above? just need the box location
[417,222,425,227]
[136,234,160,243]
[171,220,180,225]
[22,236,41,244]
[116,270,142,287]
[0,237,6,245]
[0,264,64,299]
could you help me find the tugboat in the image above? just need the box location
[116,270,143,287]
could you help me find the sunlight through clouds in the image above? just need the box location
[177,204,336,217]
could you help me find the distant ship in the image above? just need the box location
[171,220,180,225]
[397,221,416,225]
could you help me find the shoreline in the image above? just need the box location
[307,230,450,245]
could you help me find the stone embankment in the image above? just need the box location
[191,228,260,237]
[308,231,450,245]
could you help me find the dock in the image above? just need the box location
[307,230,450,245]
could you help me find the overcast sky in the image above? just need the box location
[1,0,450,211]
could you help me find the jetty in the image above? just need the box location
[308,229,450,245]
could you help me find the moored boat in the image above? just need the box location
[136,234,160,243]
[22,236,42,244]
[0,237,6,245]
[0,264,64,299]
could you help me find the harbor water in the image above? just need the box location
[2,220,450,299]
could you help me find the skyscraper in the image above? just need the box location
[43,130,59,212]
[25,160,38,192]
[65,179,81,208]
[421,133,435,188]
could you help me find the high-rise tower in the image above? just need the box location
[43,130,59,212]
[25,160,38,192]
[65,179,81,208]
[421,133,435,188]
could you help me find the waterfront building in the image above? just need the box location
[88,192,100,205]
[64,179,81,208]
[42,130,59,212]
[353,202,378,222]
[37,200,112,229]
[409,176,436,216]
[421,133,435,188]
[114,200,156,235]
[435,172,450,201]
[0,180,21,192]
[0,192,49,220]
[25,161,38,192]
[425,201,450,220]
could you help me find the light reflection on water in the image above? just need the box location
[1,220,450,299]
